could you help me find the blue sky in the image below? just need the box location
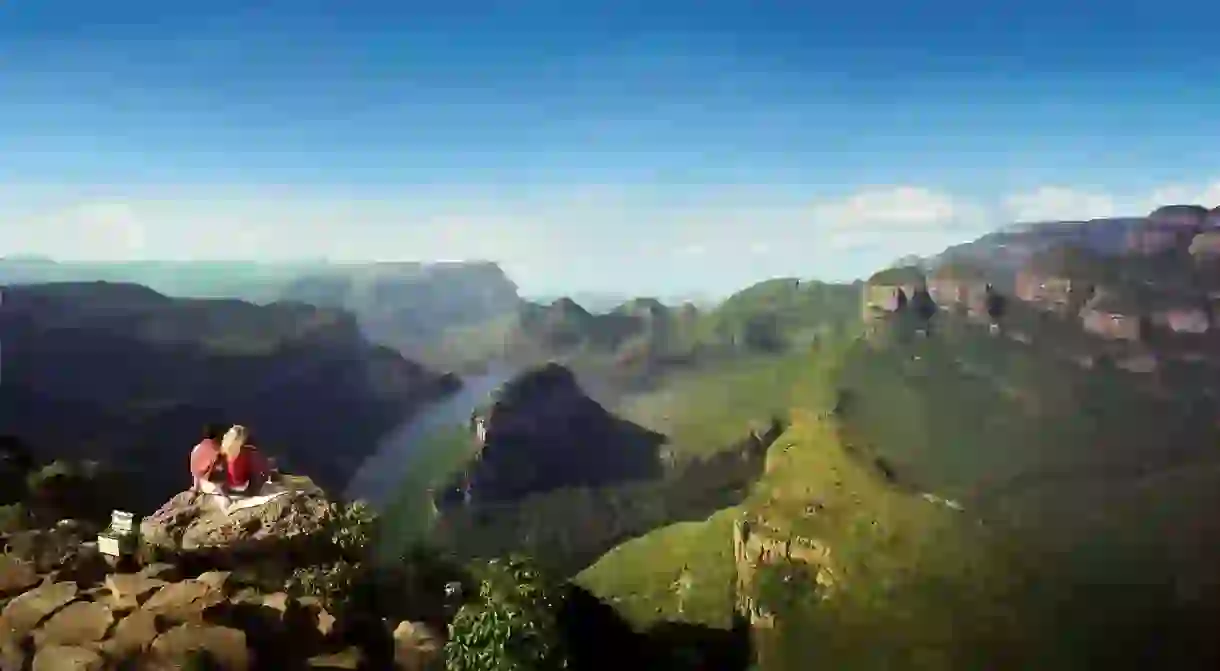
[2,0,1219,296]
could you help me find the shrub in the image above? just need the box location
[752,559,819,618]
[287,559,365,615]
[0,502,29,534]
[327,499,377,559]
[445,555,569,671]
[285,500,378,614]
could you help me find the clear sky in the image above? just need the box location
[2,0,1219,296]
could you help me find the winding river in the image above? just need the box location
[344,366,516,508]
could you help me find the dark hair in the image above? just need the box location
[202,424,224,441]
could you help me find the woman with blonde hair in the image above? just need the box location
[220,424,269,495]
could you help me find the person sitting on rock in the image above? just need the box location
[190,424,228,496]
[220,424,270,495]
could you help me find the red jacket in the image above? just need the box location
[190,440,223,483]
[226,446,269,489]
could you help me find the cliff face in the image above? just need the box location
[0,282,455,508]
[445,363,665,505]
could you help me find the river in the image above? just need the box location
[343,366,516,508]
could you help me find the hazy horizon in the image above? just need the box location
[3,0,1219,296]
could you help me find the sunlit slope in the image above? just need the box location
[578,346,1050,669]
[835,324,1220,547]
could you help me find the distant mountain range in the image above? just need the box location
[0,258,523,361]
[0,280,458,508]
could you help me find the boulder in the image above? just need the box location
[196,570,233,593]
[104,572,167,612]
[139,562,183,582]
[140,579,226,625]
[150,623,251,671]
[32,600,114,648]
[392,620,443,671]
[3,524,94,574]
[0,556,39,596]
[308,646,366,669]
[140,485,334,562]
[31,644,105,671]
[1,626,26,671]
[101,609,160,660]
[0,581,79,638]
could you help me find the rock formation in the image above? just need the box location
[446,363,665,504]
[0,479,445,670]
[139,478,335,567]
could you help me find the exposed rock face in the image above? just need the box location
[140,480,334,565]
[450,363,665,504]
[0,546,427,670]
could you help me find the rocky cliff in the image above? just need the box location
[441,363,666,506]
[0,478,446,671]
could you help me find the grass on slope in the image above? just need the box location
[580,343,1065,669]
[374,424,478,562]
[576,507,741,630]
[616,353,815,461]
[575,348,845,630]
[746,411,1045,671]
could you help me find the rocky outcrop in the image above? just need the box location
[731,516,838,627]
[0,519,445,670]
[139,479,334,566]
[447,363,665,504]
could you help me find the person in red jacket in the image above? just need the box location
[190,424,228,495]
[220,425,270,495]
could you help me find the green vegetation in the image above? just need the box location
[703,278,861,352]
[286,499,378,615]
[445,556,571,671]
[376,425,479,561]
[617,353,812,460]
[576,507,740,629]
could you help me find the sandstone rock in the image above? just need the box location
[229,587,264,606]
[140,579,226,625]
[101,609,160,660]
[196,570,233,594]
[0,556,39,596]
[32,600,114,648]
[104,573,167,612]
[1,626,27,671]
[308,646,366,669]
[140,486,333,560]
[31,643,105,671]
[0,581,79,638]
[54,543,110,588]
[392,620,443,671]
[138,563,182,582]
[150,623,250,671]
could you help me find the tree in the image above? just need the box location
[445,555,569,671]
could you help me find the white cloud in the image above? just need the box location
[1143,181,1220,212]
[1002,187,1117,223]
[2,178,1218,293]
[812,186,963,231]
